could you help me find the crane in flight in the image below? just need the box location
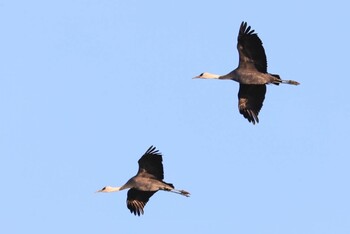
[97,146,190,216]
[194,21,300,124]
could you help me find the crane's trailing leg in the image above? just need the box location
[275,79,300,85]
[281,80,300,85]
[169,189,190,197]
[161,187,190,197]
[271,74,300,86]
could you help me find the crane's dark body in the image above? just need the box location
[195,22,299,124]
[125,146,177,216]
[222,22,281,124]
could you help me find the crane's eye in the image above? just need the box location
[102,186,106,190]
[199,73,204,76]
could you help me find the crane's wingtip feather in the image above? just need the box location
[144,145,161,156]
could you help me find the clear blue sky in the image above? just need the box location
[1,0,349,233]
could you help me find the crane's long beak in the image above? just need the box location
[192,75,200,79]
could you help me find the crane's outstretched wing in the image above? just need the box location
[238,84,266,124]
[137,146,164,180]
[237,22,267,73]
[127,189,157,216]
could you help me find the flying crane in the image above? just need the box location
[97,146,190,216]
[195,21,300,124]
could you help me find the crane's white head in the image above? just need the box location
[96,186,121,193]
[193,72,220,79]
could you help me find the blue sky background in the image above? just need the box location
[1,0,349,233]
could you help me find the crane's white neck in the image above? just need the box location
[196,72,221,79]
[99,186,122,193]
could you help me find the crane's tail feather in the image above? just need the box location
[271,74,281,85]
[165,182,174,189]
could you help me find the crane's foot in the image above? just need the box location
[283,80,300,85]
[179,190,190,197]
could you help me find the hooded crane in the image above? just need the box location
[97,146,190,216]
[194,21,300,124]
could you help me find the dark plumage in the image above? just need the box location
[238,84,266,124]
[127,189,156,216]
[137,146,164,180]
